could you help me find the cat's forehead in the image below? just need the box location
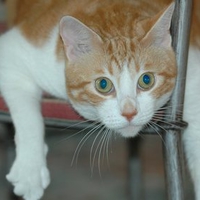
[105,55,137,80]
[105,37,135,60]
[104,37,137,74]
[103,38,174,77]
[103,38,151,78]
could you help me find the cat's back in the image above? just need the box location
[9,0,200,52]
[6,0,171,45]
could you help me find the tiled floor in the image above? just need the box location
[0,125,195,200]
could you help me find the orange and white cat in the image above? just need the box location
[0,0,199,199]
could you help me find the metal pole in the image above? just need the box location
[163,0,193,200]
[128,137,143,200]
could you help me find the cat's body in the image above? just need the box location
[0,0,199,199]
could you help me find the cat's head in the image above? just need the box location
[59,3,177,137]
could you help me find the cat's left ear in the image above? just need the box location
[141,3,175,48]
[60,16,103,62]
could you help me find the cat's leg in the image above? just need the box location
[0,72,50,200]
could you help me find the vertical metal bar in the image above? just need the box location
[128,138,143,200]
[163,0,193,200]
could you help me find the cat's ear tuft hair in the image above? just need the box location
[60,16,102,62]
[141,3,175,49]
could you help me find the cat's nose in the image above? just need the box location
[122,110,138,122]
[120,97,137,122]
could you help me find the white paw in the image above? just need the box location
[6,160,50,200]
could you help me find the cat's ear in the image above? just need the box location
[60,16,103,62]
[141,3,175,48]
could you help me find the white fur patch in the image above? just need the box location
[0,27,67,99]
[183,46,200,199]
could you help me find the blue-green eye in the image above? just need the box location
[95,77,113,94]
[138,72,155,90]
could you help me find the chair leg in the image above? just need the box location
[163,131,185,200]
[128,137,143,200]
[162,0,193,199]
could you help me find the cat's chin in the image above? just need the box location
[116,125,143,138]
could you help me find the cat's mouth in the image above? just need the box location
[116,110,165,138]
[117,124,143,138]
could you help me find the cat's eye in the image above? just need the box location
[95,77,114,94]
[138,72,155,90]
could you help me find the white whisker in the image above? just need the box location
[97,129,109,178]
[152,117,182,129]
[71,123,103,166]
[147,122,166,148]
[103,129,112,167]
[54,121,99,146]
[90,125,106,176]
[63,118,98,129]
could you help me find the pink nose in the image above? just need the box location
[122,110,137,122]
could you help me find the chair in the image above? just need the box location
[0,0,193,199]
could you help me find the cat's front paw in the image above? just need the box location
[6,160,50,200]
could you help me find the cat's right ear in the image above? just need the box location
[59,16,103,62]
